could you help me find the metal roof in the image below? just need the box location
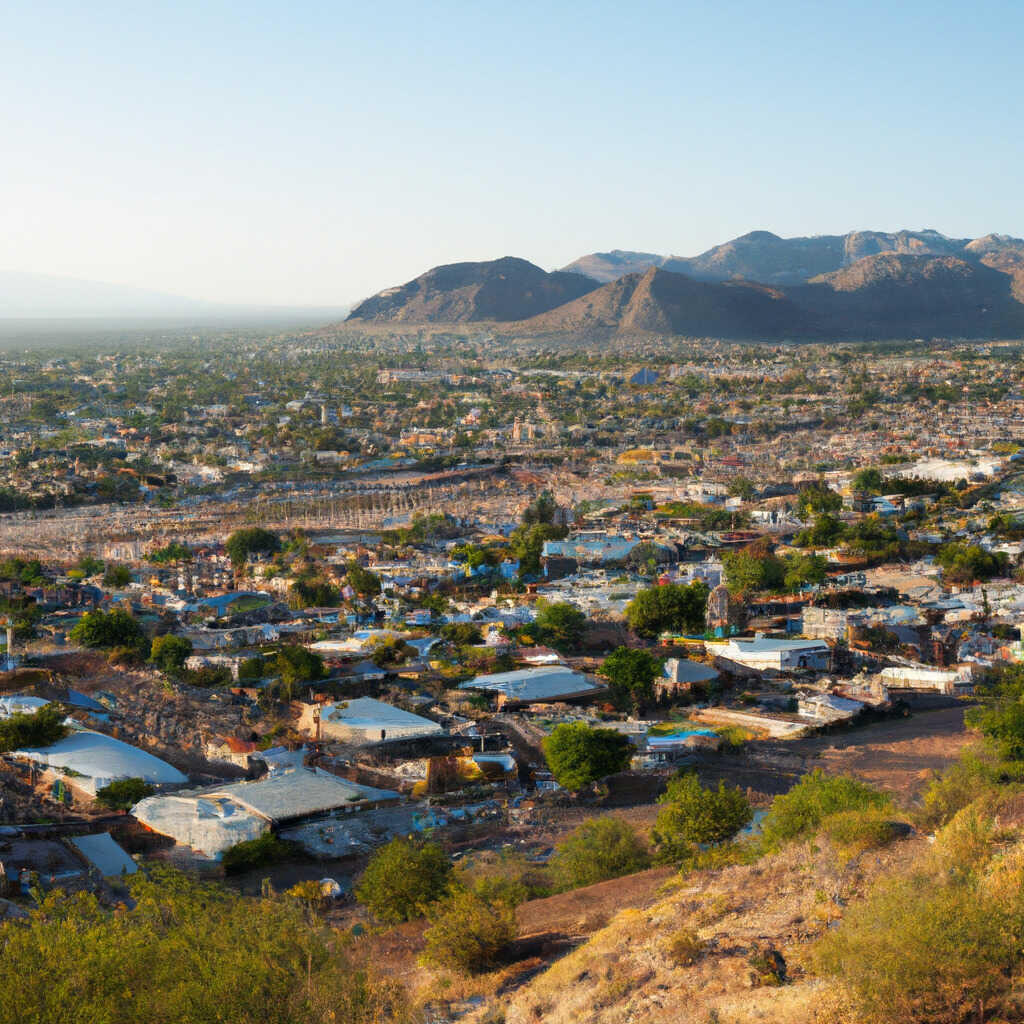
[461,666,602,702]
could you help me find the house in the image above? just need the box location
[706,635,831,672]
[460,666,604,707]
[14,727,187,796]
[657,658,719,696]
[133,767,399,859]
[297,696,444,744]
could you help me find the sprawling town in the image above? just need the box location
[3,326,1024,1021]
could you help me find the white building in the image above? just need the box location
[706,635,831,672]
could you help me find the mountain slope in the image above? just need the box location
[560,250,672,283]
[523,267,817,339]
[564,229,1014,286]
[346,257,599,323]
[796,253,1024,338]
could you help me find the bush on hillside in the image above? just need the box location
[550,817,650,890]
[651,772,752,862]
[355,838,452,923]
[420,890,516,975]
[0,704,68,753]
[220,833,294,874]
[760,770,889,849]
[95,777,155,811]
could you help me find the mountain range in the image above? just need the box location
[346,229,1024,340]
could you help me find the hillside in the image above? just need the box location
[565,228,1000,286]
[346,257,599,323]
[345,230,1024,339]
[523,266,817,339]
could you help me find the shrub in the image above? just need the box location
[95,777,155,811]
[220,833,294,874]
[0,865,412,1024]
[542,722,633,791]
[149,634,193,674]
[812,868,1022,1023]
[664,927,705,966]
[420,890,516,975]
[550,817,650,890]
[456,849,550,907]
[918,747,1024,829]
[225,528,280,568]
[0,704,68,753]
[652,772,752,862]
[355,838,452,923]
[761,770,889,849]
[819,809,899,860]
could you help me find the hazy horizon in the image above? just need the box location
[4,0,1023,308]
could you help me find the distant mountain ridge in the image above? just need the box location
[560,229,996,285]
[347,229,1024,340]
[346,257,598,323]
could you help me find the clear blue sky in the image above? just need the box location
[3,0,1022,306]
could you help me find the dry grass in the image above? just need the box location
[481,833,926,1024]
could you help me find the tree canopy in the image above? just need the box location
[355,837,453,923]
[225,528,280,567]
[651,772,752,861]
[600,646,661,713]
[543,722,633,791]
[625,581,709,639]
[70,608,147,652]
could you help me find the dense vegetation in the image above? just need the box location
[0,866,410,1024]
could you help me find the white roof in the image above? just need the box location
[322,697,443,736]
[716,637,829,653]
[461,666,602,703]
[132,793,267,859]
[206,767,396,823]
[663,658,719,683]
[16,728,187,793]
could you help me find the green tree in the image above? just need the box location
[625,582,709,639]
[355,838,453,923]
[70,608,147,652]
[549,816,650,889]
[522,490,558,525]
[965,665,1024,760]
[722,548,785,595]
[600,646,661,713]
[782,552,828,591]
[345,559,381,596]
[274,645,325,698]
[0,865,413,1024]
[542,722,633,791]
[149,634,193,674]
[95,777,154,811]
[851,467,885,494]
[102,564,132,588]
[727,476,756,501]
[533,600,587,652]
[510,521,568,577]
[225,528,280,568]
[220,833,294,874]
[797,481,842,517]
[651,772,752,861]
[420,890,516,975]
[288,577,340,609]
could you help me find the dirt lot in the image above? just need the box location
[786,704,972,801]
[694,705,973,807]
